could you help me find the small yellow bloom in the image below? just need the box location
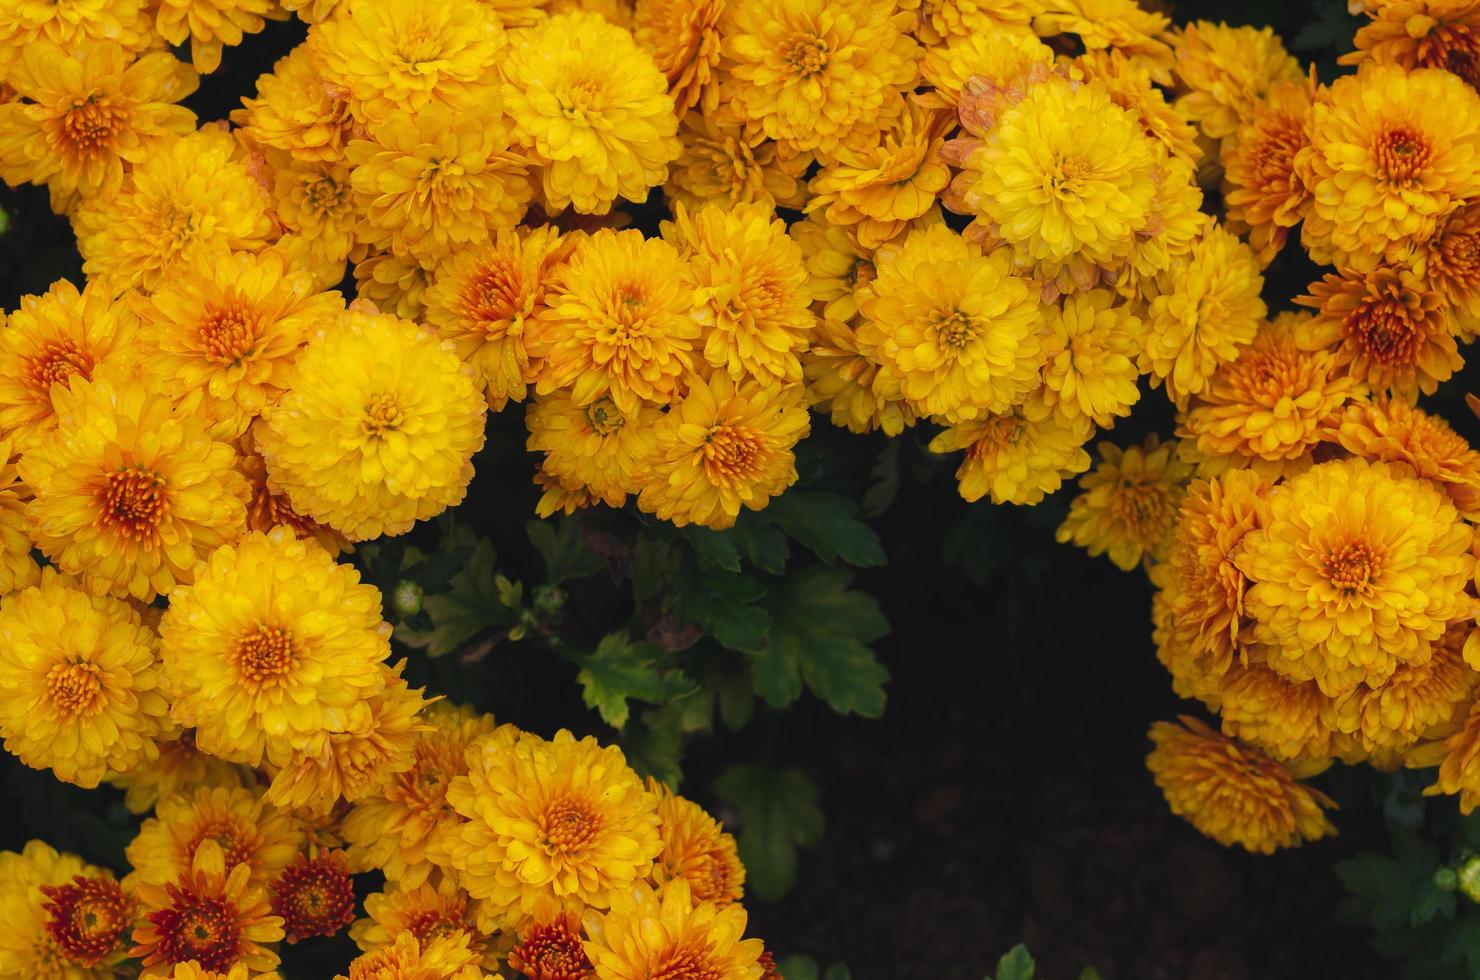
[1057,436,1192,571]
[232,46,357,165]
[124,784,304,891]
[1171,21,1303,140]
[583,879,765,980]
[1029,288,1146,428]
[527,390,660,514]
[929,410,1093,506]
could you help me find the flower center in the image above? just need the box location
[651,943,724,980]
[362,394,404,437]
[303,173,349,214]
[405,909,464,944]
[1252,119,1304,185]
[271,854,355,942]
[198,302,260,364]
[1051,154,1094,194]
[1109,480,1180,537]
[97,467,167,538]
[703,425,765,483]
[27,340,93,394]
[235,625,297,685]
[45,662,104,717]
[1375,125,1432,182]
[782,33,828,76]
[1350,298,1424,365]
[584,397,624,437]
[467,262,521,328]
[150,891,242,972]
[542,798,601,853]
[60,96,124,153]
[510,917,591,980]
[1324,541,1383,594]
[186,819,254,873]
[932,309,976,350]
[42,875,132,966]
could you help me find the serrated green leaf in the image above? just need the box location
[575,633,699,729]
[732,513,789,575]
[673,569,770,653]
[994,945,1035,980]
[713,764,824,901]
[766,492,885,567]
[752,567,889,716]
[527,517,605,584]
[684,526,742,572]
[394,540,511,657]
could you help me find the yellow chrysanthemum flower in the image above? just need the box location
[0,277,137,450]
[130,841,284,977]
[1147,716,1336,853]
[1418,694,1480,813]
[341,703,502,888]
[633,0,724,115]
[1171,21,1303,141]
[664,203,816,386]
[106,732,249,815]
[0,41,197,213]
[336,930,484,980]
[723,0,919,157]
[531,229,698,414]
[1343,0,1480,89]
[929,410,1093,506]
[1334,398,1480,519]
[1421,203,1480,341]
[153,0,285,74]
[73,128,275,292]
[1296,262,1461,400]
[1216,660,1336,763]
[1221,78,1314,265]
[803,318,914,437]
[124,785,303,892]
[352,250,431,321]
[507,904,592,980]
[790,213,874,325]
[264,664,430,815]
[665,113,804,214]
[439,728,661,929]
[1121,150,1206,292]
[1057,437,1193,571]
[21,367,249,601]
[856,224,1043,423]
[1296,64,1480,265]
[918,26,1050,110]
[0,0,152,61]
[0,438,38,596]
[346,101,531,264]
[1029,288,1146,428]
[1143,220,1266,407]
[1153,470,1271,697]
[238,438,350,556]
[134,248,342,431]
[1072,49,1202,167]
[0,571,170,787]
[0,840,132,979]
[637,374,809,530]
[307,0,503,123]
[1176,313,1365,478]
[232,47,357,165]
[424,226,578,411]
[905,0,1034,46]
[527,391,660,515]
[650,779,744,906]
[1236,457,1474,695]
[945,77,1157,290]
[1328,624,1477,755]
[160,528,391,766]
[1032,0,1175,83]
[264,155,359,271]
[502,12,680,214]
[255,308,487,541]
[163,962,280,980]
[350,878,498,971]
[583,879,765,980]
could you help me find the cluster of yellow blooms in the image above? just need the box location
[1034,0,1480,856]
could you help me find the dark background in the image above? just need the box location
[0,1,1467,977]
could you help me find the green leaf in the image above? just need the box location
[766,491,885,567]
[1443,911,1480,974]
[527,517,605,584]
[713,764,824,901]
[777,956,818,980]
[622,710,686,788]
[673,569,770,653]
[684,526,741,572]
[994,945,1035,980]
[1079,970,1104,980]
[575,633,699,729]
[632,535,678,604]
[732,513,789,575]
[860,438,902,518]
[394,540,511,657]
[752,567,889,716]
[822,967,852,980]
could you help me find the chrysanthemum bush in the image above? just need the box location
[9,0,1480,971]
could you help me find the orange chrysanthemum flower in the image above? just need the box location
[1171,21,1303,141]
[929,411,1093,506]
[1221,77,1314,265]
[1343,0,1480,89]
[650,779,744,906]
[665,113,804,213]
[507,906,593,980]
[633,0,724,114]
[270,851,356,943]
[350,878,497,970]
[1325,397,1480,517]
[1057,437,1192,571]
[1296,262,1461,399]
[124,785,304,891]
[40,871,135,969]
[232,46,357,165]
[1419,202,1480,340]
